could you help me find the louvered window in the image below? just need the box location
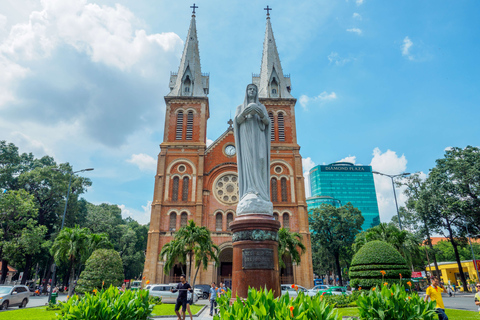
[172,177,179,201]
[169,213,177,231]
[216,213,223,231]
[180,212,188,227]
[186,111,193,140]
[283,213,290,229]
[269,112,275,141]
[271,178,278,202]
[278,113,285,141]
[227,213,234,230]
[176,111,184,140]
[182,177,189,201]
[281,178,288,202]
[273,213,279,221]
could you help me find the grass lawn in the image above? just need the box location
[152,304,203,316]
[335,307,479,319]
[0,304,204,319]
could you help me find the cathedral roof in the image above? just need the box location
[205,120,234,155]
[168,14,209,97]
[253,16,293,99]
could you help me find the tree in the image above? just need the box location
[0,189,38,283]
[160,220,218,288]
[51,226,90,296]
[310,203,364,286]
[278,228,306,270]
[76,249,124,294]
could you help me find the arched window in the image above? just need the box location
[183,75,191,94]
[272,88,277,94]
[271,178,278,202]
[283,213,290,229]
[176,111,184,140]
[180,212,188,227]
[172,177,179,201]
[216,213,223,231]
[281,178,288,202]
[278,113,285,141]
[182,177,189,201]
[268,112,275,141]
[227,213,234,230]
[273,213,279,221]
[169,212,177,231]
[186,111,194,140]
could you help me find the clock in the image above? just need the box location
[225,145,236,156]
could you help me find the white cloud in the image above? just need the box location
[370,147,408,223]
[402,36,414,60]
[302,157,316,198]
[347,28,362,35]
[206,139,214,147]
[126,153,157,172]
[353,13,362,20]
[118,201,151,225]
[299,91,337,109]
[0,55,29,106]
[356,0,364,5]
[327,52,353,66]
[337,156,356,164]
[10,131,52,157]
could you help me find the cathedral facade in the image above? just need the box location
[143,11,313,289]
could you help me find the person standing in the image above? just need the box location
[474,282,480,314]
[209,282,218,316]
[425,276,448,320]
[171,274,192,320]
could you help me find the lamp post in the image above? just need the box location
[372,171,410,230]
[465,222,480,282]
[48,167,93,303]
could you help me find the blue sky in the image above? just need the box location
[1,0,479,224]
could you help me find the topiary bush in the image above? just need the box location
[76,249,124,293]
[349,240,410,289]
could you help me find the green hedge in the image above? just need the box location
[349,241,410,289]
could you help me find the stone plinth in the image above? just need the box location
[230,214,281,298]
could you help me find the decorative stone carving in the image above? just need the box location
[232,229,278,242]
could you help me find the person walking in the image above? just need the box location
[474,282,480,314]
[425,276,448,320]
[171,274,192,320]
[209,282,218,316]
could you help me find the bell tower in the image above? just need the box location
[143,7,209,284]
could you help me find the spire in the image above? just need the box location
[168,9,209,97]
[253,12,292,99]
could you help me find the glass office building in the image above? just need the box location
[308,162,380,230]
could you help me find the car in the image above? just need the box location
[147,284,199,304]
[281,284,313,297]
[329,286,351,296]
[0,285,30,310]
[193,284,211,299]
[308,285,333,296]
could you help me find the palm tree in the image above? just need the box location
[160,220,218,288]
[278,228,307,271]
[51,226,90,296]
[86,232,113,259]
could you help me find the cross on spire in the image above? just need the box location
[190,3,198,15]
[264,5,272,17]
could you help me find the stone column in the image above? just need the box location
[230,214,281,298]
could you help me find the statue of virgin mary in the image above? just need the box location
[233,84,273,215]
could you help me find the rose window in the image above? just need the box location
[214,174,239,205]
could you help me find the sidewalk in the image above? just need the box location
[153,304,213,319]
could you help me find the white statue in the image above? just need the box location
[233,84,273,215]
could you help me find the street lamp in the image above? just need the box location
[48,167,93,303]
[372,171,410,230]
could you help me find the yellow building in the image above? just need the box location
[426,260,480,290]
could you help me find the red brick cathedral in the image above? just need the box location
[143,11,313,289]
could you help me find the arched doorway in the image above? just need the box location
[280,255,294,284]
[217,245,233,288]
[165,263,186,284]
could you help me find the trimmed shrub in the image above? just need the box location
[349,240,410,289]
[57,286,153,319]
[214,287,339,320]
[357,284,436,319]
[76,249,124,293]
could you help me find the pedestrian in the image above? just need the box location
[185,289,194,320]
[474,282,480,314]
[170,274,192,320]
[218,282,226,296]
[209,282,218,316]
[424,276,448,320]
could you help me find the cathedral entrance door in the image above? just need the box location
[218,247,233,289]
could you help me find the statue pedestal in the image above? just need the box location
[230,214,281,298]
